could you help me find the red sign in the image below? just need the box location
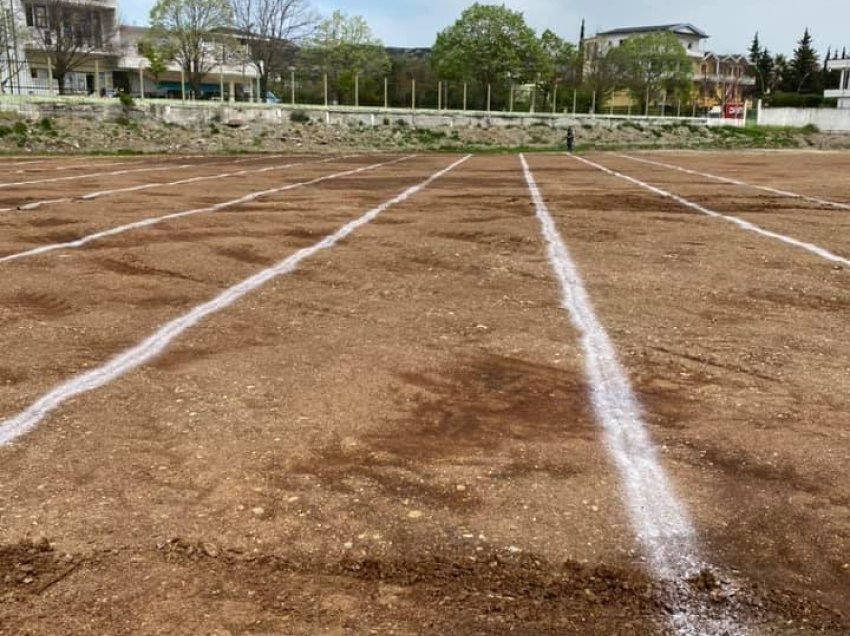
[724,103,745,119]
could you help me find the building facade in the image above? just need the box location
[825,55,850,109]
[582,23,754,109]
[0,0,258,99]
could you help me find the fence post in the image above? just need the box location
[140,63,145,99]
[355,73,359,107]
[463,83,467,111]
[180,67,186,101]
[645,86,650,116]
[384,77,388,109]
[323,73,328,107]
[412,78,416,110]
[572,89,577,115]
[552,84,557,114]
[437,80,441,111]
[95,59,100,96]
[677,99,681,118]
[47,57,54,96]
[290,67,295,106]
[487,84,491,113]
[444,82,448,110]
[509,84,514,112]
[590,91,596,115]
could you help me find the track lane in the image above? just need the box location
[579,153,850,267]
[0,153,660,635]
[523,152,850,628]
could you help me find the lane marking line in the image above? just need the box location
[0,156,412,265]
[0,154,471,446]
[1,156,349,213]
[521,154,749,636]
[572,154,850,269]
[617,153,850,212]
[0,164,195,190]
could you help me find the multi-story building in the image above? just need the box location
[583,23,710,62]
[9,0,119,94]
[825,54,850,109]
[0,0,258,98]
[582,23,755,109]
[117,25,259,100]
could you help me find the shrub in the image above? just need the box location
[118,91,135,108]
[115,114,131,126]
[38,117,53,131]
[0,125,11,137]
[290,110,310,123]
[801,123,820,134]
[12,121,27,135]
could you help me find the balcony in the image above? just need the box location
[696,74,756,86]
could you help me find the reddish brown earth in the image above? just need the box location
[0,151,847,635]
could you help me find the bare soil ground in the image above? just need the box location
[0,151,847,635]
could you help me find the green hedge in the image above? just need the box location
[764,92,838,108]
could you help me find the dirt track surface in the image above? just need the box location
[0,152,847,635]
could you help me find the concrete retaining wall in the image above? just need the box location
[0,96,718,130]
[758,107,850,132]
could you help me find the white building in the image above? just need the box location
[3,0,119,95]
[117,25,259,101]
[0,0,259,99]
[825,55,850,109]
[584,23,710,61]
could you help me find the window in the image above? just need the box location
[688,42,693,50]
[34,5,47,29]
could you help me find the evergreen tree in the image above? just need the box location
[748,32,761,64]
[789,28,820,93]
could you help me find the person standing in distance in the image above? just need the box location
[566,127,575,153]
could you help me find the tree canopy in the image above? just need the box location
[149,0,234,97]
[606,32,692,107]
[431,3,542,91]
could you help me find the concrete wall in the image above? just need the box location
[0,95,723,130]
[758,107,850,131]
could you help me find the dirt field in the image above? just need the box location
[0,150,847,635]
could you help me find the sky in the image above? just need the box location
[123,0,849,58]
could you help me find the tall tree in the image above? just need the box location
[297,10,389,105]
[230,0,317,95]
[789,27,820,93]
[27,0,116,95]
[149,0,234,98]
[537,29,578,108]
[431,3,543,107]
[773,53,793,92]
[747,32,774,96]
[606,32,692,110]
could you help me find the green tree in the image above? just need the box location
[431,3,543,109]
[789,28,820,93]
[537,29,578,111]
[773,53,793,92]
[747,32,774,96]
[140,40,173,94]
[606,32,692,112]
[149,0,234,98]
[297,10,389,105]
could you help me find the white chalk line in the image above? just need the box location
[0,161,133,176]
[573,155,850,269]
[0,154,470,446]
[2,155,348,213]
[0,163,196,191]
[0,155,411,265]
[617,153,850,212]
[521,154,749,636]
